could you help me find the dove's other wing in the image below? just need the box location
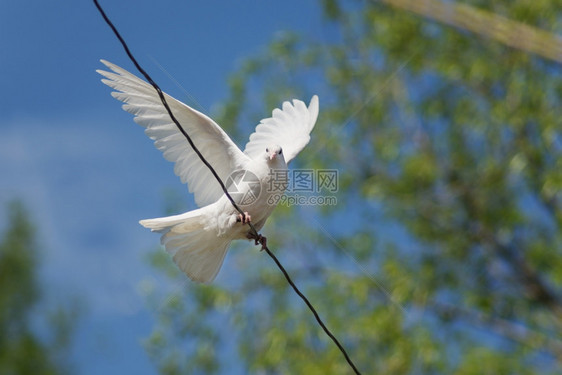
[244,96,319,163]
[97,60,250,208]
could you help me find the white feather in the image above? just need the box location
[244,95,319,163]
[97,60,250,208]
[141,206,231,283]
[98,60,319,282]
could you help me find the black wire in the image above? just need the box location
[92,0,251,226]
[263,247,362,374]
[93,1,362,373]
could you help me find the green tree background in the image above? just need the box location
[0,201,78,375]
[142,0,561,374]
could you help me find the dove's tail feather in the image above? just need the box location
[139,209,205,233]
[163,230,231,283]
[140,209,231,283]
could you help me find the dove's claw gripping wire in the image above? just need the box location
[236,212,251,224]
[246,232,267,251]
[257,235,267,251]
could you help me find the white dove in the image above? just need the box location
[97,60,319,283]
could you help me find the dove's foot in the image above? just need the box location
[247,233,267,251]
[258,235,267,250]
[236,212,252,224]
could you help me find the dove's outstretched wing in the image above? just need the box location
[244,96,319,164]
[97,60,250,208]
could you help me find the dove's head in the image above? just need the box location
[265,144,285,165]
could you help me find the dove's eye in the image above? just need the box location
[279,149,283,155]
[266,148,269,153]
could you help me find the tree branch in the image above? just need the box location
[379,0,562,64]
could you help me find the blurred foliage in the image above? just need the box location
[144,0,562,373]
[0,201,78,375]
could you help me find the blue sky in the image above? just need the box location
[1,1,327,373]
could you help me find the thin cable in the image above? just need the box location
[262,247,362,374]
[93,2,362,373]
[93,0,251,229]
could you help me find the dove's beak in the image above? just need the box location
[269,153,276,161]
